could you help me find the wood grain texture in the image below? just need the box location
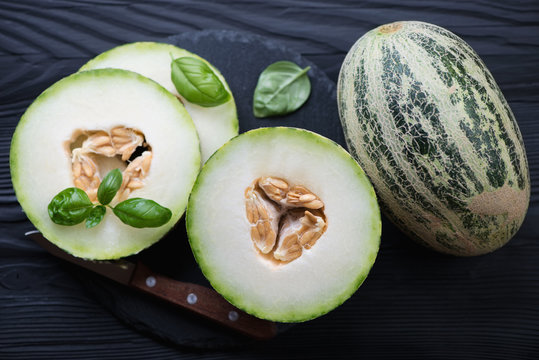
[1,0,538,359]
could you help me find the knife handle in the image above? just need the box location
[129,262,277,340]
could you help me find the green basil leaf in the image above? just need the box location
[48,187,94,226]
[112,198,172,228]
[85,205,106,229]
[253,61,311,118]
[171,56,230,107]
[97,168,122,205]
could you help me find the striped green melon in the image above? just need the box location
[337,21,530,256]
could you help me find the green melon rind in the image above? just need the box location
[337,21,530,256]
[79,41,239,162]
[10,69,201,259]
[186,127,381,322]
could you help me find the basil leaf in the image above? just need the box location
[97,168,122,205]
[171,56,230,107]
[112,198,172,228]
[48,187,94,226]
[85,205,106,229]
[253,61,311,118]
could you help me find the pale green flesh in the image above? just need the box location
[11,69,201,259]
[338,21,530,256]
[80,42,239,163]
[187,127,381,322]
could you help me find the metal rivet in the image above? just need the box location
[228,310,239,322]
[187,293,198,304]
[145,276,156,288]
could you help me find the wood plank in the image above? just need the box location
[1,0,538,359]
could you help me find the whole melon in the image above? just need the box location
[337,21,530,256]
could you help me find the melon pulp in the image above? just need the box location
[186,127,381,322]
[10,69,201,259]
[79,42,239,163]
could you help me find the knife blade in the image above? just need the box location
[26,230,277,340]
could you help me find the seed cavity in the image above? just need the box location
[66,126,152,202]
[245,177,327,263]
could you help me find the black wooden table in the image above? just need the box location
[1,1,538,359]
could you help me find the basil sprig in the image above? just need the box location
[97,168,122,205]
[253,61,311,118]
[171,56,230,107]
[48,188,93,226]
[85,205,106,229]
[48,169,172,229]
[113,198,172,228]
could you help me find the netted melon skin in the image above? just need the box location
[338,21,530,256]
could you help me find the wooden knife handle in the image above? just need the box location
[129,262,277,340]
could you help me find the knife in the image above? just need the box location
[26,230,277,340]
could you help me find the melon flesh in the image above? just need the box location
[80,42,239,162]
[10,69,200,259]
[186,127,381,322]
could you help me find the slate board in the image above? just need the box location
[78,30,344,349]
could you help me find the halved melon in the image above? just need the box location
[186,127,381,322]
[10,69,200,259]
[80,42,239,162]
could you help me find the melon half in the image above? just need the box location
[186,127,381,322]
[80,42,239,162]
[10,69,200,259]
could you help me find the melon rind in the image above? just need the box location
[186,127,381,322]
[79,42,239,163]
[11,69,201,259]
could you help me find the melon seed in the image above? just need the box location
[245,177,327,263]
[68,126,152,202]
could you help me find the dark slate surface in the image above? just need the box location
[81,30,335,349]
[1,1,538,359]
